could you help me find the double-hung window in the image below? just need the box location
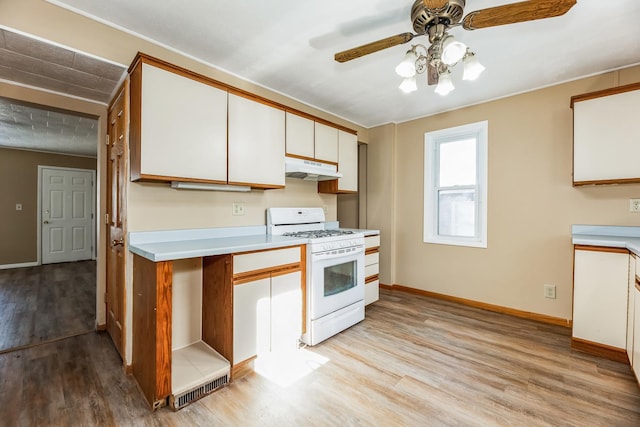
[424,121,488,248]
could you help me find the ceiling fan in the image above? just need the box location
[335,0,577,90]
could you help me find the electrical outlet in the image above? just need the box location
[232,202,245,216]
[544,284,556,299]
[15,203,22,211]
[323,205,329,214]
[630,199,640,213]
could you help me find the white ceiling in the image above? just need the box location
[46,0,640,128]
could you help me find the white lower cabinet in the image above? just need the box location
[232,246,303,365]
[628,254,636,362]
[233,277,271,364]
[634,282,640,383]
[270,272,303,352]
[573,247,629,349]
[364,234,380,305]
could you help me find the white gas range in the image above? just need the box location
[267,207,365,345]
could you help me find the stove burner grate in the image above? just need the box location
[283,229,355,239]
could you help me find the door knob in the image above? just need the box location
[112,238,124,246]
[43,220,49,224]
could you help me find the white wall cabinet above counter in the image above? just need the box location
[318,130,358,194]
[130,60,228,183]
[571,83,640,186]
[228,94,285,189]
[128,53,358,192]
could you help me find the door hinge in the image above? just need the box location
[105,134,110,146]
[105,213,110,224]
[91,213,94,219]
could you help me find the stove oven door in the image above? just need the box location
[310,246,365,320]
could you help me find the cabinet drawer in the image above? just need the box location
[365,263,379,279]
[365,235,380,249]
[365,279,379,305]
[365,252,379,267]
[233,247,301,275]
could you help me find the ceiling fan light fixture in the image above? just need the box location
[440,35,467,66]
[434,69,455,96]
[399,76,418,93]
[462,51,485,81]
[395,49,418,78]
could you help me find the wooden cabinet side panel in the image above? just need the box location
[155,261,172,402]
[317,179,339,194]
[133,255,172,407]
[202,255,233,363]
[129,64,142,181]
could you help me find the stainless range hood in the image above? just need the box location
[285,157,342,181]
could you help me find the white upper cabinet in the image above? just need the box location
[136,62,228,182]
[572,84,640,185]
[228,94,285,188]
[285,112,314,159]
[314,122,339,164]
[337,130,358,192]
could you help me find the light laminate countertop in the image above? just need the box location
[129,225,380,262]
[572,225,640,256]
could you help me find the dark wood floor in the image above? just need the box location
[1,288,639,426]
[0,261,96,352]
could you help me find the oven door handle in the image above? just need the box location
[312,245,365,260]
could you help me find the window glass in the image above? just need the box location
[438,138,476,187]
[438,189,475,237]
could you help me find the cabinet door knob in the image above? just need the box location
[112,238,124,246]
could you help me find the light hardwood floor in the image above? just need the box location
[1,288,639,426]
[0,261,95,353]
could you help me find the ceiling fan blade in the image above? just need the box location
[462,0,577,30]
[334,32,415,63]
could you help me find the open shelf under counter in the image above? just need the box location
[171,341,230,410]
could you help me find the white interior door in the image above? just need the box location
[41,167,94,264]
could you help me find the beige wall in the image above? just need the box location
[368,65,640,322]
[0,147,97,265]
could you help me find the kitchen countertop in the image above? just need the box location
[129,225,380,262]
[129,226,302,262]
[572,225,640,256]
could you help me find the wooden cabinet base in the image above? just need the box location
[571,337,629,364]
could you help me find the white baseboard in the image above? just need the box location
[0,261,39,270]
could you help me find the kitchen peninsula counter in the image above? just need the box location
[129,226,305,262]
[572,225,640,255]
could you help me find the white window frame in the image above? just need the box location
[423,120,488,248]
